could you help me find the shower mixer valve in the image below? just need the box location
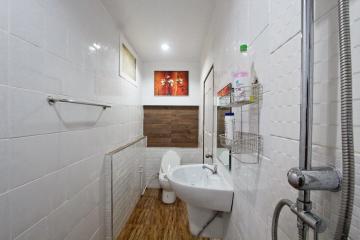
[287,167,342,192]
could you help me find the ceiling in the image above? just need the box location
[101,0,215,62]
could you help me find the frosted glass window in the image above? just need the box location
[120,44,136,81]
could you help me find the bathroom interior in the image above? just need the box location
[0,0,359,239]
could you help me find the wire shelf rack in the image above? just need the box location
[219,132,263,155]
[218,83,263,108]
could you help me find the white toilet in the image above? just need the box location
[159,150,181,204]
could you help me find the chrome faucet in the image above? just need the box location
[202,164,218,174]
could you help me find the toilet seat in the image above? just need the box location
[159,150,181,204]
[160,150,181,173]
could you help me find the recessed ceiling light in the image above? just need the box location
[93,43,101,50]
[89,46,96,52]
[161,43,170,51]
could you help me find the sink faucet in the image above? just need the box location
[202,164,218,174]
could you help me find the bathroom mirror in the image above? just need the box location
[216,84,232,170]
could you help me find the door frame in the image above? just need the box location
[202,65,215,163]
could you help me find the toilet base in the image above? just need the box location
[162,190,176,204]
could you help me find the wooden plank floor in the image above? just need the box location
[117,189,209,240]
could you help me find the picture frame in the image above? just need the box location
[154,71,189,96]
[119,37,137,84]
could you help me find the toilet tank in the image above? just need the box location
[161,150,181,173]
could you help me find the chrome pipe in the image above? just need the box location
[272,199,295,240]
[47,96,112,109]
[298,0,315,238]
[106,136,147,155]
[271,199,325,240]
[299,0,314,199]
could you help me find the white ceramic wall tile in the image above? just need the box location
[0,193,11,240]
[66,185,95,233]
[0,30,8,85]
[57,103,104,131]
[0,140,9,194]
[9,0,45,47]
[8,36,45,91]
[66,159,91,199]
[43,52,68,94]
[47,202,73,240]
[315,0,337,20]
[45,12,68,59]
[68,30,86,67]
[9,88,61,137]
[59,129,95,167]
[0,0,8,31]
[65,206,100,240]
[86,154,104,182]
[0,85,9,138]
[61,65,96,99]
[9,176,52,238]
[48,168,68,211]
[87,178,102,208]
[14,217,50,240]
[89,228,102,240]
[9,133,60,189]
[249,0,269,42]
[270,0,301,52]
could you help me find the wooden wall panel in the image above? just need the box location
[144,106,199,147]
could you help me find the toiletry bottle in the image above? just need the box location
[224,112,235,145]
[233,44,250,103]
[233,72,248,102]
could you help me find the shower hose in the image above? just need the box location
[335,0,355,238]
[271,0,354,239]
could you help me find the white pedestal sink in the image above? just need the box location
[167,164,234,238]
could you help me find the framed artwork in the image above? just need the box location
[154,71,189,96]
[120,43,136,82]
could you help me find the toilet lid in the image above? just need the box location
[161,150,181,173]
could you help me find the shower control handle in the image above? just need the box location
[287,167,341,191]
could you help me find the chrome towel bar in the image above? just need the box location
[47,96,111,109]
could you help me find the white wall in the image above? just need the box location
[201,0,360,240]
[0,0,143,240]
[142,61,201,106]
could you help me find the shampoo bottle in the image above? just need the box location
[224,112,235,145]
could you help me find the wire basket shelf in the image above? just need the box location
[218,83,263,108]
[219,132,262,154]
